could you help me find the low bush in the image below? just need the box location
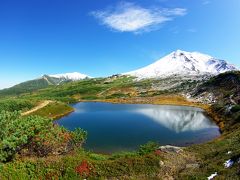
[0,111,87,162]
[0,111,51,161]
[72,128,87,148]
[0,99,34,112]
[138,142,159,155]
[231,105,240,113]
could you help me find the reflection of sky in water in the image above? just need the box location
[72,103,215,133]
[57,102,220,153]
[135,105,215,133]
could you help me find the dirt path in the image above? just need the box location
[22,100,53,116]
[98,87,113,96]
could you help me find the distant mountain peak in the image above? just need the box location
[47,72,91,81]
[0,72,92,96]
[124,50,238,79]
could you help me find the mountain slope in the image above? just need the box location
[0,72,91,96]
[192,71,240,105]
[0,78,52,96]
[124,50,238,79]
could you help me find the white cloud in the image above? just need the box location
[91,2,187,33]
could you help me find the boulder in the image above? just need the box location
[158,145,183,153]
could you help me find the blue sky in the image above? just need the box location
[0,0,239,89]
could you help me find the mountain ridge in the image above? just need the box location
[123,50,238,79]
[0,72,91,96]
[0,50,238,96]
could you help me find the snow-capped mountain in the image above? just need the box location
[48,72,91,81]
[124,50,238,79]
[0,72,92,95]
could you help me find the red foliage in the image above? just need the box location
[154,149,161,156]
[75,160,92,176]
[63,132,71,141]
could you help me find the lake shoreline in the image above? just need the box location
[57,100,221,153]
[75,96,224,132]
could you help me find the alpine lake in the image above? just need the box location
[56,102,220,153]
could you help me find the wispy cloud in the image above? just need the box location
[91,2,187,33]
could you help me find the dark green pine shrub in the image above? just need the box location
[231,105,240,113]
[138,141,159,155]
[0,99,34,112]
[71,128,87,148]
[0,111,52,162]
[0,111,87,162]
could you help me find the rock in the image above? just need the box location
[159,160,165,166]
[227,151,232,154]
[158,145,183,153]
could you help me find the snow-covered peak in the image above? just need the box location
[49,72,91,81]
[171,50,213,62]
[124,50,238,79]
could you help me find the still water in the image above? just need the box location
[56,102,220,153]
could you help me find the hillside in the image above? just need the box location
[0,71,240,179]
[184,71,240,179]
[192,71,240,130]
[0,77,54,97]
[11,74,206,104]
[1,50,238,98]
[193,71,240,104]
[0,73,91,97]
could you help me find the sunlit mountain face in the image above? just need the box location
[124,50,238,79]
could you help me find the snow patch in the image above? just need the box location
[224,159,234,168]
[207,172,217,180]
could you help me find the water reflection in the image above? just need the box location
[135,105,216,133]
[57,102,220,153]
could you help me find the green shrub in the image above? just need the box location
[72,128,87,148]
[231,105,240,113]
[0,99,34,112]
[138,142,159,155]
[94,153,160,177]
[0,111,51,162]
[0,111,87,162]
[110,151,138,160]
[105,93,130,99]
[88,153,108,161]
